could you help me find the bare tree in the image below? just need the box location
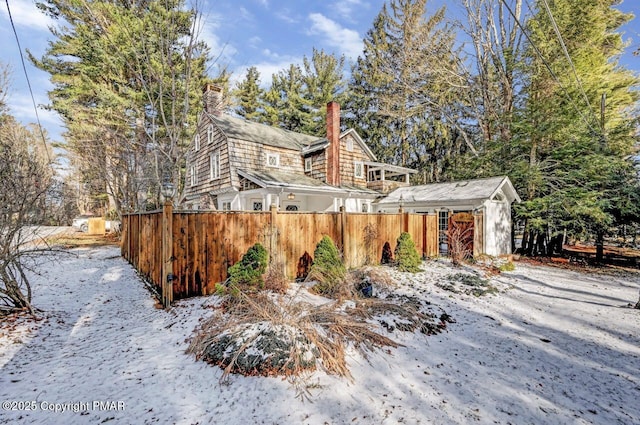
[0,116,54,315]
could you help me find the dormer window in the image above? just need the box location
[304,157,312,172]
[207,124,214,144]
[266,153,279,167]
[346,138,354,152]
[194,133,200,151]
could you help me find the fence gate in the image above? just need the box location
[448,212,474,256]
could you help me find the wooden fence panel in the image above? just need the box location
[424,214,438,257]
[122,209,445,301]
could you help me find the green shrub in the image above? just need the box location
[307,235,346,295]
[498,261,515,272]
[394,232,422,273]
[228,243,268,288]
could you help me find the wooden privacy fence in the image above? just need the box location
[121,206,438,303]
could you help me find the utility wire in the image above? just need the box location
[499,0,601,137]
[539,0,600,130]
[4,0,53,163]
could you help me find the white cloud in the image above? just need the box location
[247,36,262,49]
[0,0,54,31]
[307,13,363,60]
[256,0,268,7]
[275,8,300,24]
[197,14,238,64]
[331,0,367,21]
[232,54,301,89]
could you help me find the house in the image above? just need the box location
[374,176,521,256]
[182,84,416,212]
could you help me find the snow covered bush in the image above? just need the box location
[394,232,422,273]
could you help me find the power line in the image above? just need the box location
[4,0,53,163]
[499,0,601,137]
[539,0,600,130]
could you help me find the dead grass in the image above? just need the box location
[44,232,119,248]
[187,290,401,390]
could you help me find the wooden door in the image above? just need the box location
[448,212,474,257]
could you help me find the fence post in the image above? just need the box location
[270,203,278,265]
[162,201,174,308]
[340,206,347,262]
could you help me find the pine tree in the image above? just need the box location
[345,0,469,182]
[233,66,263,121]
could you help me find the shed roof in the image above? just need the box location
[238,169,379,196]
[377,176,521,205]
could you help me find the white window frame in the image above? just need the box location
[207,124,214,144]
[361,203,369,213]
[266,153,280,168]
[210,150,220,180]
[354,161,364,179]
[252,200,264,211]
[221,201,231,211]
[194,133,200,151]
[304,157,312,172]
[189,165,197,186]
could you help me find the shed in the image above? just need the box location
[375,176,521,256]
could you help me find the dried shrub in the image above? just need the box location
[448,226,473,266]
[349,266,396,298]
[263,261,289,293]
[228,243,268,288]
[363,223,379,265]
[394,232,422,273]
[307,236,346,296]
[187,291,400,390]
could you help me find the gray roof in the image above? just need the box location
[209,113,325,151]
[239,169,380,196]
[377,176,521,205]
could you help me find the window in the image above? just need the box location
[189,166,197,186]
[210,151,220,180]
[361,203,369,213]
[285,205,299,211]
[222,201,231,211]
[304,157,312,172]
[266,153,279,167]
[194,133,200,151]
[346,138,354,152]
[438,210,449,256]
[207,124,214,144]
[252,201,263,211]
[354,161,364,179]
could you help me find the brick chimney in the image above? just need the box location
[326,101,341,186]
[203,83,223,116]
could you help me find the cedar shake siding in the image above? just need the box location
[339,132,369,188]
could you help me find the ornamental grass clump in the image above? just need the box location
[394,232,422,273]
[227,243,268,288]
[307,236,346,296]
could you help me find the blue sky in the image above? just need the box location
[1,0,638,145]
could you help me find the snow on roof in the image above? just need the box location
[378,176,521,205]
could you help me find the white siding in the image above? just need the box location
[484,199,512,256]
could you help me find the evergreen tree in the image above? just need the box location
[345,0,469,182]
[233,66,263,121]
[516,0,639,255]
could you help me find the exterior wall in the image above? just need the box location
[183,115,232,202]
[339,132,369,188]
[305,151,327,182]
[484,199,512,256]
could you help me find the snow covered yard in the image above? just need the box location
[0,245,639,425]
